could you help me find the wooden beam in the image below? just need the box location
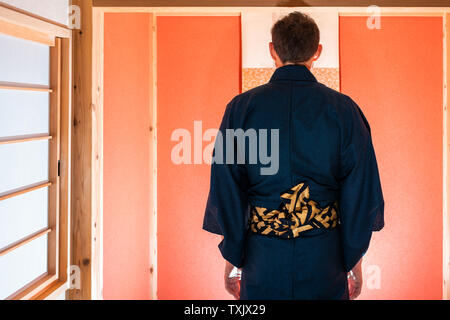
[68,0,101,300]
[0,135,52,145]
[339,11,445,16]
[0,228,53,257]
[93,0,450,7]
[0,3,70,38]
[91,7,104,300]
[92,7,450,15]
[0,18,54,45]
[0,182,52,202]
[31,280,68,300]
[59,35,72,286]
[0,82,53,92]
[68,0,92,300]
[0,1,70,29]
[8,274,58,300]
[48,37,62,278]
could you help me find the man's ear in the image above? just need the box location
[269,42,277,61]
[269,42,282,67]
[313,44,323,61]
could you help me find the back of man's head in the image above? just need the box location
[271,12,320,64]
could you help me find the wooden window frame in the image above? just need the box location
[0,3,72,300]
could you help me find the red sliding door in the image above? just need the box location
[104,13,153,300]
[340,16,443,299]
[157,16,241,299]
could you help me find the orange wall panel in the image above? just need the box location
[103,13,152,300]
[157,16,241,299]
[340,16,443,299]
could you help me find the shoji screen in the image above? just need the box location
[0,33,60,299]
[157,16,241,299]
[340,16,443,299]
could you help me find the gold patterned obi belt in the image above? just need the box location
[250,182,339,239]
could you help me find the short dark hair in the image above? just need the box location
[271,12,320,64]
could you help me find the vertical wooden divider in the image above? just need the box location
[48,38,62,277]
[68,0,101,300]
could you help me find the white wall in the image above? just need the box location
[2,0,69,26]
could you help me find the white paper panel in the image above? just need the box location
[0,90,49,137]
[242,9,340,69]
[242,12,275,68]
[0,187,49,249]
[0,140,49,194]
[0,33,50,85]
[303,11,339,68]
[0,235,48,300]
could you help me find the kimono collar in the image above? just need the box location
[269,64,317,83]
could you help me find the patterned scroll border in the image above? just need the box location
[242,67,340,92]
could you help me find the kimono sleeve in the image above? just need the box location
[338,97,385,272]
[202,101,250,268]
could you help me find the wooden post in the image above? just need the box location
[67,0,101,300]
[59,35,73,288]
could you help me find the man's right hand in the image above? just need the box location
[348,258,363,300]
[224,260,241,300]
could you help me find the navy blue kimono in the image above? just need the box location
[203,65,385,300]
